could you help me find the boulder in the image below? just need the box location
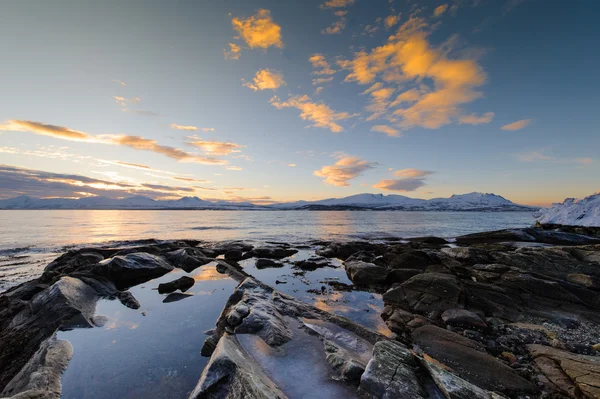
[248,246,298,259]
[385,269,422,284]
[388,250,434,270]
[294,257,330,271]
[224,250,244,261]
[344,261,387,285]
[117,291,140,309]
[441,309,487,330]
[358,340,426,398]
[165,248,213,273]
[93,253,174,288]
[412,325,536,395]
[383,273,463,315]
[255,259,283,269]
[157,276,195,294]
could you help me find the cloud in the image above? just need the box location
[384,15,399,28]
[516,151,552,162]
[224,43,242,60]
[371,125,401,137]
[1,120,227,165]
[321,0,355,8]
[173,177,212,183]
[459,112,495,125]
[313,77,334,85]
[113,96,140,107]
[393,168,433,178]
[288,164,297,167]
[270,95,358,133]
[334,10,348,17]
[187,139,245,156]
[501,119,532,131]
[516,151,594,165]
[322,19,346,34]
[309,54,337,75]
[314,155,375,186]
[433,4,449,17]
[232,9,283,49]
[315,87,324,95]
[576,158,593,165]
[170,123,198,131]
[243,69,285,91]
[227,166,243,171]
[373,178,427,192]
[113,80,126,86]
[113,161,152,170]
[201,128,215,132]
[0,164,194,200]
[338,16,491,129]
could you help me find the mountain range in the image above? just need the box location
[0,192,537,211]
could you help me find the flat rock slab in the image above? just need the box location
[411,325,536,396]
[528,344,600,398]
[383,273,463,314]
[94,252,174,288]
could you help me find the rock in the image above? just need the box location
[358,340,426,398]
[344,260,387,285]
[385,269,422,284]
[224,250,244,261]
[528,344,600,398]
[294,257,330,271]
[117,291,140,309]
[162,293,193,303]
[383,273,463,315]
[388,250,434,270]
[316,242,380,261]
[407,236,449,245]
[567,273,600,290]
[593,343,600,352]
[157,276,195,294]
[384,309,413,335]
[94,252,174,288]
[456,228,600,246]
[248,246,298,259]
[323,339,366,384]
[412,325,536,395]
[442,309,487,330]
[189,334,286,399]
[441,247,493,264]
[255,258,283,269]
[0,337,73,399]
[164,248,213,273]
[91,315,108,327]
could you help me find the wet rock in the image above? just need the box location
[383,273,463,315]
[442,308,487,330]
[93,252,174,288]
[567,273,600,290]
[224,250,244,261]
[0,336,73,399]
[210,241,254,255]
[384,309,413,335]
[294,257,330,271]
[385,268,423,284]
[248,246,298,259]
[344,260,387,285]
[157,276,195,294]
[388,250,434,270]
[358,340,426,398]
[407,236,449,245]
[189,334,286,399]
[162,292,193,303]
[165,248,213,273]
[323,339,366,384]
[117,291,140,309]
[441,247,493,264]
[316,242,380,261]
[412,325,536,396]
[528,344,600,398]
[254,258,283,269]
[91,315,108,327]
[456,227,600,246]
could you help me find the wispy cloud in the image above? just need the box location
[224,43,242,60]
[243,69,285,91]
[516,150,594,165]
[371,125,401,137]
[227,166,243,171]
[320,0,355,9]
[310,54,337,76]
[187,138,245,156]
[501,119,532,131]
[113,80,126,86]
[231,9,283,50]
[322,19,346,34]
[433,4,449,17]
[459,112,495,125]
[314,155,375,186]
[170,123,198,131]
[270,95,358,133]
[373,168,433,192]
[0,120,227,165]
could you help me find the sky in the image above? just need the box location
[0,0,598,207]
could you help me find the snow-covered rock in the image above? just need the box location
[536,193,600,227]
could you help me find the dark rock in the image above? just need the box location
[456,227,600,246]
[407,236,449,245]
[344,260,387,285]
[117,291,140,309]
[157,276,195,294]
[248,246,298,259]
[93,252,174,288]
[294,256,330,271]
[412,325,536,395]
[442,308,487,330]
[388,250,434,270]
[162,293,193,303]
[164,248,213,273]
[224,250,244,261]
[384,309,413,334]
[385,268,423,284]
[567,273,600,290]
[316,242,380,261]
[254,258,283,269]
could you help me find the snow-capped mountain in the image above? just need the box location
[0,192,534,211]
[536,193,600,226]
[270,192,534,211]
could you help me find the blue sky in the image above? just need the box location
[0,0,598,206]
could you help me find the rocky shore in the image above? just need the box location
[1,225,600,398]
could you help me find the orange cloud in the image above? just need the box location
[384,15,399,28]
[270,95,358,133]
[243,69,285,91]
[170,123,198,131]
[433,4,449,17]
[224,43,242,60]
[501,119,532,131]
[322,19,346,34]
[374,168,433,192]
[314,156,375,186]
[393,168,433,178]
[1,120,227,165]
[371,125,401,137]
[321,0,355,8]
[232,9,283,49]
[227,166,243,171]
[187,139,244,156]
[459,112,495,125]
[338,17,491,129]
[310,54,337,75]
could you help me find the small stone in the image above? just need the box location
[500,351,517,364]
[592,343,600,352]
